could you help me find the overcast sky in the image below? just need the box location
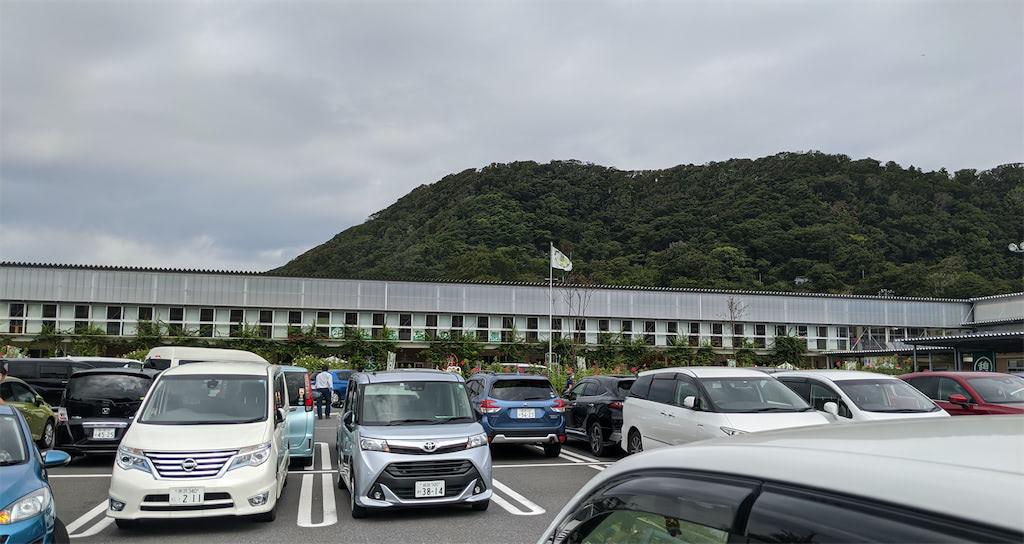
[1,0,1021,271]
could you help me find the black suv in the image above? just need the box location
[563,375,635,456]
[1,358,95,405]
[57,368,158,455]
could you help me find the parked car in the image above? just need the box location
[59,357,143,370]
[329,369,353,407]
[0,376,58,450]
[0,404,71,544]
[538,416,1024,544]
[107,361,290,527]
[562,375,634,456]
[901,371,1024,415]
[336,370,491,518]
[775,370,948,422]
[1,358,94,405]
[621,367,829,454]
[465,373,566,457]
[56,368,158,456]
[281,366,315,467]
[142,346,268,371]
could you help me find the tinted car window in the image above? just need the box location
[613,379,635,399]
[144,358,171,371]
[905,376,939,399]
[648,377,676,405]
[778,379,811,402]
[490,379,555,401]
[3,361,36,379]
[1,382,36,403]
[38,363,69,379]
[966,375,1024,404]
[68,374,151,402]
[629,375,654,399]
[746,485,1017,543]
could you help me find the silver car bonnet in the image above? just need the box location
[359,421,484,440]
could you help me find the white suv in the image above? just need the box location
[621,367,829,453]
[108,362,290,527]
[774,370,949,422]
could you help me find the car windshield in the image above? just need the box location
[0,415,28,465]
[68,374,152,402]
[966,375,1024,404]
[360,381,473,426]
[699,377,810,413]
[284,372,308,407]
[143,358,170,371]
[490,379,556,401]
[138,375,268,425]
[834,379,939,412]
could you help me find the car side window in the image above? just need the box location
[274,373,286,409]
[905,377,939,399]
[937,378,974,402]
[745,485,1014,543]
[629,375,654,399]
[0,382,12,401]
[38,363,67,379]
[554,471,757,544]
[809,382,851,418]
[648,377,676,405]
[7,382,36,403]
[344,380,358,416]
[779,379,811,402]
[673,378,701,407]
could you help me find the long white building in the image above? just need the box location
[2,263,1021,371]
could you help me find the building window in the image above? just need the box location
[621,320,632,333]
[229,323,242,337]
[755,324,766,336]
[816,339,827,350]
[527,331,538,342]
[288,311,302,325]
[138,306,154,321]
[838,326,849,338]
[42,303,57,331]
[712,323,723,335]
[451,315,464,328]
[501,316,514,341]
[258,310,272,338]
[477,316,488,329]
[644,321,655,333]
[712,336,723,347]
[688,335,699,346]
[838,339,849,350]
[167,307,184,335]
[426,314,438,327]
[667,322,678,335]
[551,318,562,341]
[200,308,214,322]
[733,323,744,336]
[527,317,538,330]
[797,326,808,338]
[476,329,487,341]
[599,319,610,332]
[373,313,385,326]
[817,326,828,338]
[259,310,273,323]
[75,305,91,320]
[400,314,412,327]
[229,309,243,323]
[345,312,358,326]
[399,328,411,341]
[754,338,766,348]
[574,331,586,344]
[775,325,787,337]
[8,303,25,334]
[316,311,329,325]
[106,306,123,336]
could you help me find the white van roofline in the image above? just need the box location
[144,346,268,364]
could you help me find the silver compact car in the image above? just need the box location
[336,370,492,518]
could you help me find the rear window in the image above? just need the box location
[284,372,309,406]
[614,379,635,398]
[68,374,152,402]
[144,358,171,371]
[490,379,555,401]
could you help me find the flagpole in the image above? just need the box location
[548,242,553,368]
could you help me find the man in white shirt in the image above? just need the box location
[314,365,334,419]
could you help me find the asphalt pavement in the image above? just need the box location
[49,416,622,544]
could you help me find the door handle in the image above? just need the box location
[660,411,675,418]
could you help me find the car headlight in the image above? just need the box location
[228,443,273,471]
[116,445,151,473]
[720,427,748,436]
[0,487,52,524]
[360,438,389,452]
[466,433,488,449]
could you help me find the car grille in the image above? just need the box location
[387,443,467,455]
[144,450,237,479]
[384,460,473,478]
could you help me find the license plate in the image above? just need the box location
[414,480,445,498]
[92,428,116,440]
[169,488,203,505]
[515,408,536,419]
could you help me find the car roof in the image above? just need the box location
[358,370,463,384]
[279,365,309,372]
[595,416,1024,532]
[70,368,159,378]
[479,372,551,381]
[774,370,902,381]
[145,346,268,363]
[60,356,141,364]
[640,366,774,379]
[160,361,272,377]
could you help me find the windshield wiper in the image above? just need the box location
[0,460,26,466]
[386,418,438,426]
[746,407,799,412]
[870,408,930,413]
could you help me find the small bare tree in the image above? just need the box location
[558,273,595,368]
[719,295,749,358]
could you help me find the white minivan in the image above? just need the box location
[143,346,268,371]
[621,367,829,454]
[108,361,290,527]
[774,370,949,422]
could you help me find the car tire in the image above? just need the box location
[39,419,56,450]
[350,468,367,519]
[332,391,341,407]
[627,428,643,455]
[253,499,277,522]
[114,519,140,530]
[53,518,70,544]
[543,443,562,458]
[588,421,607,457]
[471,500,490,512]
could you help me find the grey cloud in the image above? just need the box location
[1,0,1021,269]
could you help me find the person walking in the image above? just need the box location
[313,365,334,419]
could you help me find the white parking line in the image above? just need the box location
[559,449,601,463]
[70,517,114,539]
[319,442,332,470]
[490,479,545,516]
[493,462,613,469]
[297,473,339,527]
[65,501,108,534]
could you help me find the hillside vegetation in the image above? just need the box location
[272,152,1024,298]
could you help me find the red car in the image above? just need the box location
[900,371,1024,415]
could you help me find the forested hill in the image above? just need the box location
[272,153,1024,298]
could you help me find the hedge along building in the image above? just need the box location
[1,262,1020,371]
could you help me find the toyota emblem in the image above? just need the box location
[422,441,437,452]
[181,458,197,472]
[101,407,111,415]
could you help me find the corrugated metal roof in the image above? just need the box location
[904,330,1024,343]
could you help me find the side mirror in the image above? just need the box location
[35,395,44,406]
[948,394,971,407]
[683,396,698,410]
[275,408,286,425]
[43,450,71,468]
[823,401,840,417]
[342,411,355,428]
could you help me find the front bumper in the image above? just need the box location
[108,461,279,520]
[352,447,492,509]
[490,433,561,444]
[0,503,56,544]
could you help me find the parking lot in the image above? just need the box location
[50,415,621,544]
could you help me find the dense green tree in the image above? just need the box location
[770,336,809,367]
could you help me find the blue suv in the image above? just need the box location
[329,370,353,407]
[465,373,566,457]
